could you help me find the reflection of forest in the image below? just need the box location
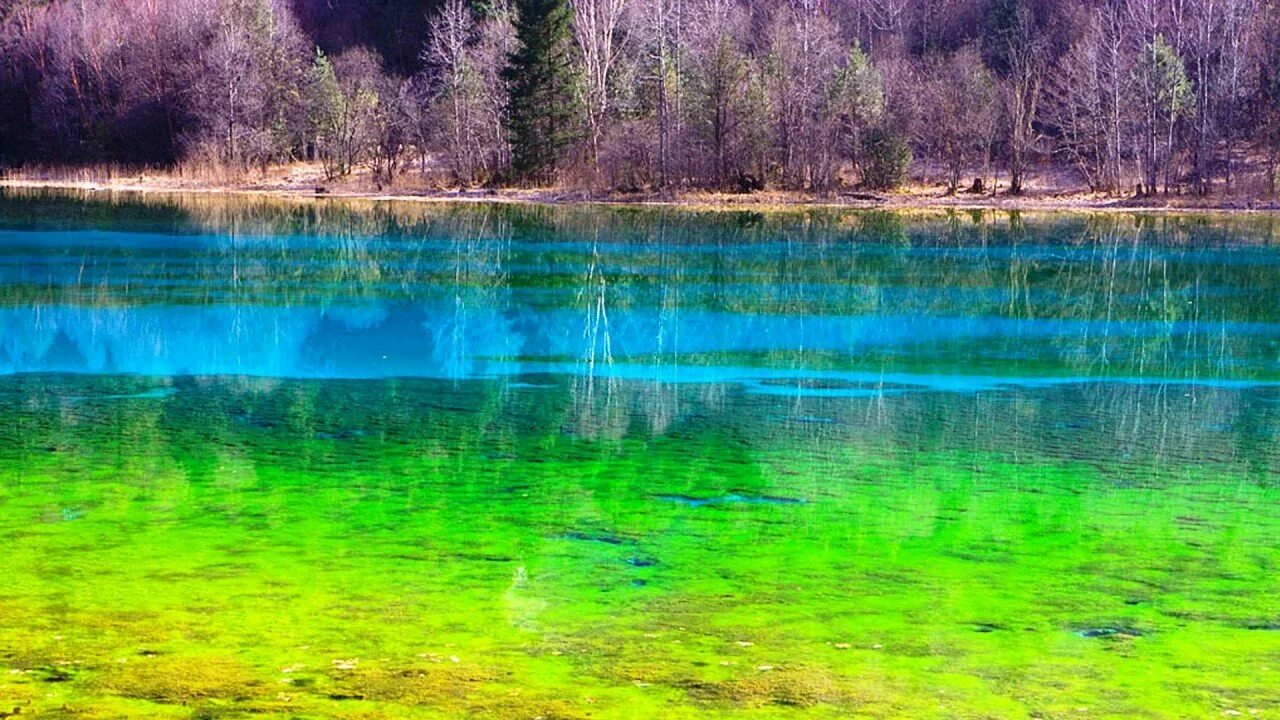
[3,375,1276,492]
[3,189,1280,384]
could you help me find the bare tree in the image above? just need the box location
[1185,0,1222,194]
[366,74,412,187]
[1044,1,1131,192]
[1132,33,1194,194]
[572,0,630,166]
[1259,3,1280,197]
[920,45,998,193]
[825,41,884,186]
[861,0,910,46]
[988,0,1047,194]
[6,0,1280,198]
[421,0,515,184]
[1216,0,1255,191]
[684,0,760,188]
[764,0,843,190]
[188,0,309,168]
[425,0,483,182]
[309,47,379,179]
[631,0,684,186]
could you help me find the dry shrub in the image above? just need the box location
[598,120,656,193]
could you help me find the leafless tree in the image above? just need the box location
[420,0,514,185]
[993,2,1046,194]
[188,0,309,168]
[764,0,843,190]
[366,75,413,187]
[629,0,684,186]
[309,47,379,179]
[1044,1,1131,192]
[824,41,884,186]
[1215,0,1255,191]
[920,45,998,193]
[1186,0,1222,194]
[1259,3,1280,197]
[572,0,630,166]
[5,0,1280,198]
[425,0,483,182]
[684,0,760,188]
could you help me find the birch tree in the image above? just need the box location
[425,0,483,182]
[1044,1,1131,192]
[1132,34,1194,194]
[986,0,1046,194]
[572,0,630,164]
[685,0,756,187]
[765,0,842,190]
[631,0,684,185]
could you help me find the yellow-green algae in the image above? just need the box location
[1,376,1278,719]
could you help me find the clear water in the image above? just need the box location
[1,190,1278,719]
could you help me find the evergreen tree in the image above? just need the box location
[827,43,885,183]
[1133,35,1194,194]
[503,0,580,183]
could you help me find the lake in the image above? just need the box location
[1,190,1278,719]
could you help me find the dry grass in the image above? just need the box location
[3,159,1279,213]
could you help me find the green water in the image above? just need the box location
[1,192,1278,719]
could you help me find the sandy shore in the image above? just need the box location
[4,175,1280,215]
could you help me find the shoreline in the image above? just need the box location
[4,177,1280,216]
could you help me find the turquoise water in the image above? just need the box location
[1,191,1278,718]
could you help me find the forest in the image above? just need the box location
[2,0,1279,197]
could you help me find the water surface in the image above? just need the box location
[1,191,1278,719]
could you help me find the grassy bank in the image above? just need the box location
[4,163,1280,215]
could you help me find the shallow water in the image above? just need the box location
[1,191,1278,719]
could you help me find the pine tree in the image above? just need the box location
[503,0,580,183]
